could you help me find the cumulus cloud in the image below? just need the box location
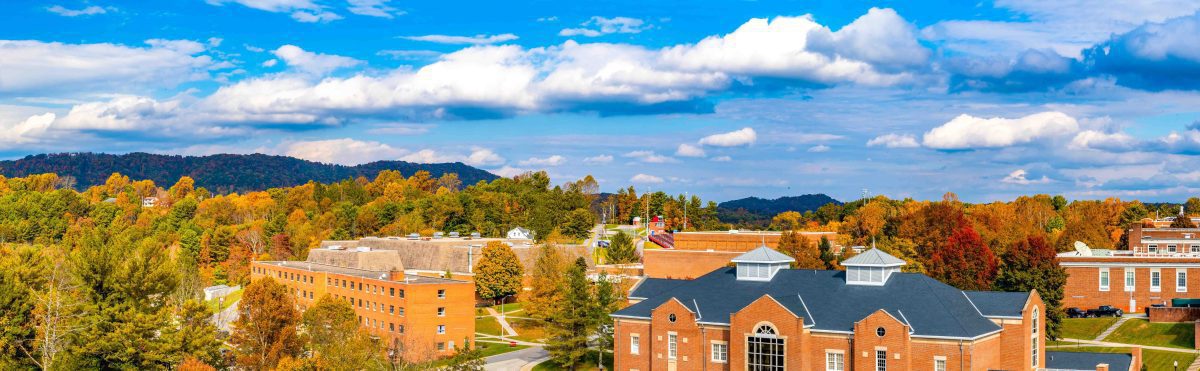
[630,173,664,184]
[1085,11,1200,90]
[0,39,213,95]
[698,127,756,147]
[400,34,519,45]
[272,45,362,75]
[922,111,1079,149]
[205,0,341,23]
[807,145,831,152]
[583,154,613,164]
[623,150,678,163]
[560,16,650,37]
[280,138,403,165]
[0,113,56,148]
[675,143,706,157]
[1001,169,1052,185]
[518,155,566,166]
[47,5,110,16]
[397,147,504,167]
[491,166,529,178]
[866,133,920,148]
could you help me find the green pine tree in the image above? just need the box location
[605,231,638,265]
[546,257,595,369]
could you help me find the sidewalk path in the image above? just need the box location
[483,346,547,371]
[485,307,519,337]
[1095,316,1131,341]
[1056,338,1197,354]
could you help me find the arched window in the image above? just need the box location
[747,324,784,370]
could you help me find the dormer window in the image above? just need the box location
[841,248,906,286]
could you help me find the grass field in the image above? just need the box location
[510,318,548,343]
[476,341,528,358]
[532,350,613,370]
[476,316,504,336]
[205,289,242,313]
[1105,318,1195,349]
[1060,317,1120,340]
[1047,346,1196,370]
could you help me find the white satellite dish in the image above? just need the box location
[1073,241,1092,256]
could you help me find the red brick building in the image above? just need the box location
[611,247,1091,371]
[642,231,840,279]
[1059,224,1200,313]
[250,246,475,362]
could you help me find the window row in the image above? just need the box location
[254,267,314,285]
[328,278,406,298]
[1100,267,1187,292]
[1146,244,1200,253]
[358,315,405,334]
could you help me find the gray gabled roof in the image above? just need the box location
[965,291,1030,318]
[730,246,795,264]
[613,267,1005,339]
[1045,351,1133,371]
[841,248,906,267]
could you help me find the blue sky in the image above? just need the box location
[3,1,1200,203]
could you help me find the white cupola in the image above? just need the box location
[841,248,906,286]
[731,246,795,281]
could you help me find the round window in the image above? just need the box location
[669,314,677,322]
[876,327,886,337]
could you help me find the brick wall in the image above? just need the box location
[671,232,837,252]
[1061,263,1200,312]
[1148,307,1200,322]
[642,249,740,279]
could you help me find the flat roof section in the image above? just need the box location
[255,261,468,285]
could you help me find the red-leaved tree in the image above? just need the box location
[928,224,998,290]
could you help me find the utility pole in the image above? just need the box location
[683,191,689,232]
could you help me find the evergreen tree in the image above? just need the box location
[547,258,595,369]
[817,236,835,269]
[605,231,638,265]
[562,208,596,240]
[526,244,567,321]
[473,241,524,304]
[165,300,223,368]
[592,272,618,369]
[995,235,1068,340]
[230,277,304,370]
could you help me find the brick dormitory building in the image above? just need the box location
[250,245,475,362]
[1059,223,1200,313]
[614,246,1137,371]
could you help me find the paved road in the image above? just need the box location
[483,346,547,371]
[211,300,239,332]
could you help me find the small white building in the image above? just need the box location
[203,284,240,301]
[507,227,534,240]
[142,197,158,208]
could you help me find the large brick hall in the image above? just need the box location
[613,246,1127,371]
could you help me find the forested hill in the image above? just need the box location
[0,152,499,193]
[717,194,841,226]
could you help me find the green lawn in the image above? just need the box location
[533,350,612,371]
[205,289,242,313]
[510,317,548,343]
[1105,318,1195,349]
[1061,317,1120,340]
[1048,346,1196,370]
[476,316,504,337]
[476,341,528,358]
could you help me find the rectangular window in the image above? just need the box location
[390,287,395,296]
[711,342,727,363]
[399,289,405,298]
[1149,244,1159,253]
[438,307,446,316]
[1099,269,1110,291]
[825,352,844,371]
[437,289,446,298]
[1152,269,1162,292]
[437,325,445,334]
[437,342,445,351]
[1031,336,1038,367]
[389,305,394,314]
[1192,245,1200,253]
[876,350,887,371]
[935,358,946,371]
[630,335,639,355]
[389,323,394,332]
[667,333,677,360]
[398,325,404,333]
[1179,270,1188,292]
[1170,244,1179,253]
[1125,269,1136,291]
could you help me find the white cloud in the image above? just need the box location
[710,156,732,162]
[1068,130,1138,151]
[623,150,678,163]
[630,173,664,184]
[698,127,756,147]
[272,45,362,75]
[206,0,342,23]
[518,155,566,166]
[1001,169,1052,185]
[0,39,213,95]
[675,143,706,157]
[538,16,558,22]
[922,111,1079,149]
[347,0,403,18]
[0,113,56,148]
[491,166,529,178]
[866,133,920,148]
[807,145,831,152]
[400,34,519,45]
[46,5,109,16]
[261,59,278,67]
[280,138,404,165]
[398,147,505,167]
[560,16,650,37]
[583,154,613,164]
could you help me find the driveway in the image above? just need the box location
[483,346,547,371]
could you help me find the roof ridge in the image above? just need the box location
[919,276,974,337]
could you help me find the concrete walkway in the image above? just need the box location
[485,307,519,337]
[483,346,548,371]
[1056,338,1197,354]
[1094,316,1132,341]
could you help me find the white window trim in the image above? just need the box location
[1125,268,1135,292]
[1152,269,1162,292]
[710,341,728,363]
[826,350,846,371]
[1099,268,1110,292]
[667,332,677,360]
[630,334,640,355]
[1179,270,1188,292]
[1149,244,1159,253]
[934,356,947,371]
[875,348,888,371]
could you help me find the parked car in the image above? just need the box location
[1087,305,1123,317]
[1066,307,1088,318]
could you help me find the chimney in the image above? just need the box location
[1095,363,1108,371]
[389,270,405,281]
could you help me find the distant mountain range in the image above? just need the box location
[717,194,841,226]
[0,153,499,193]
